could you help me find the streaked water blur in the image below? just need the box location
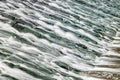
[0,0,120,80]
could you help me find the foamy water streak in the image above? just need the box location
[0,0,120,80]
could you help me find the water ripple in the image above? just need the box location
[0,0,120,80]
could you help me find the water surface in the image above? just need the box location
[0,0,120,80]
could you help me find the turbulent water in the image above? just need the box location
[0,0,120,80]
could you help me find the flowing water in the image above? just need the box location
[0,0,120,80]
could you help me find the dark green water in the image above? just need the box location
[0,0,120,80]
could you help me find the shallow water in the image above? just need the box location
[0,0,120,80]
